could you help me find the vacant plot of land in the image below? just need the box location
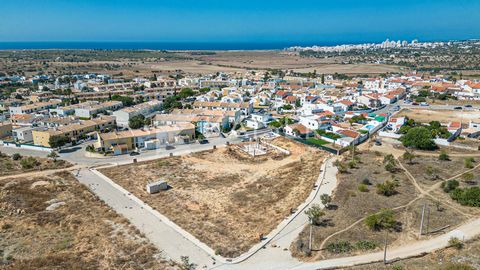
[291,151,420,260]
[0,172,171,269]
[100,138,326,257]
[349,236,480,270]
[0,152,72,177]
[397,108,480,123]
[399,155,471,189]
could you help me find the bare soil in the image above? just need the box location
[99,137,326,258]
[0,172,172,269]
[397,109,480,124]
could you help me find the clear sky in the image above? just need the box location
[1,0,480,43]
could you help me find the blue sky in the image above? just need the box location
[1,0,479,43]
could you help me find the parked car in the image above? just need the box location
[129,151,140,156]
[454,106,463,110]
[404,100,412,104]
[420,102,429,106]
[199,139,209,144]
[465,104,473,108]
[165,145,175,150]
[412,102,419,106]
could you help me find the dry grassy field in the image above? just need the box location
[0,152,72,177]
[291,149,479,261]
[0,171,172,269]
[99,138,327,258]
[397,108,480,124]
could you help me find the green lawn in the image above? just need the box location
[306,138,330,146]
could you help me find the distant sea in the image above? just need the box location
[0,41,347,51]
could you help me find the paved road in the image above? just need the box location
[77,169,217,268]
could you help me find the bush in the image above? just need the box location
[376,180,398,196]
[355,240,377,251]
[464,157,475,169]
[304,204,325,226]
[441,180,459,193]
[20,157,39,169]
[450,187,480,207]
[358,184,369,192]
[325,241,353,253]
[441,263,475,270]
[448,237,464,249]
[11,153,22,160]
[365,209,397,231]
[362,178,371,185]
[439,150,450,161]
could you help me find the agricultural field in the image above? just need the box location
[0,171,172,269]
[99,137,327,258]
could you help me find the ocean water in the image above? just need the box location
[0,41,342,51]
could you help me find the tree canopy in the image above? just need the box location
[400,126,437,150]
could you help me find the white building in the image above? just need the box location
[112,100,162,128]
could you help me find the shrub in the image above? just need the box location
[450,187,480,207]
[361,178,371,185]
[442,263,475,270]
[376,180,398,196]
[11,153,22,161]
[461,172,475,184]
[448,237,464,249]
[464,157,475,169]
[365,209,397,231]
[355,240,377,251]
[441,180,459,193]
[325,240,353,253]
[439,150,450,161]
[20,157,39,169]
[358,184,369,192]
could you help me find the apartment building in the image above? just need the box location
[32,116,116,147]
[94,123,195,154]
[192,101,253,116]
[74,100,123,118]
[112,100,162,127]
[9,100,62,115]
[154,110,229,137]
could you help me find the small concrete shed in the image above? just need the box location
[146,180,168,194]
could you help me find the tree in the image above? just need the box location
[439,150,450,161]
[304,204,325,226]
[320,194,332,209]
[11,153,22,161]
[111,94,134,106]
[49,136,70,149]
[383,154,397,173]
[163,95,182,111]
[402,150,415,164]
[400,126,436,150]
[129,115,146,129]
[47,151,59,162]
[178,88,195,99]
[376,180,398,196]
[364,209,397,231]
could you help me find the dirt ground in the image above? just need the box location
[0,171,172,270]
[99,138,327,258]
[397,109,480,124]
[0,152,72,177]
[291,151,420,260]
[347,236,480,270]
[399,155,473,189]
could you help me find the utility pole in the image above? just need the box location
[383,229,388,264]
[426,205,430,235]
[308,218,313,251]
[419,203,426,236]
